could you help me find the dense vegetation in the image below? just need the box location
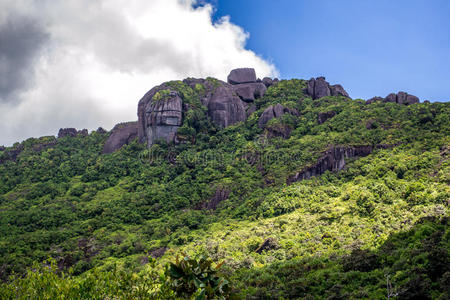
[0,78,448,299]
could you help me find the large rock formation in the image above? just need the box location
[136,68,270,148]
[306,77,350,99]
[366,91,419,105]
[102,122,138,154]
[145,91,183,145]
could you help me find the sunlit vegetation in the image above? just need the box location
[0,78,448,298]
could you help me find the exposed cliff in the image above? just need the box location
[287,144,396,183]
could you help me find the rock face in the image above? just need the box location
[102,122,138,154]
[227,68,257,84]
[199,186,231,210]
[208,86,247,128]
[306,77,350,99]
[367,91,419,105]
[145,92,183,146]
[287,145,394,183]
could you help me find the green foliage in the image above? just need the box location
[165,254,233,299]
[152,89,172,101]
[0,78,448,298]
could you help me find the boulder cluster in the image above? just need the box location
[366,91,419,105]
[306,77,350,99]
[101,68,421,153]
[134,68,276,148]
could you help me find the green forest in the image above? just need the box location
[0,78,449,299]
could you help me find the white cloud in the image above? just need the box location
[0,0,277,146]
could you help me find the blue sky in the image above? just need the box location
[209,0,450,101]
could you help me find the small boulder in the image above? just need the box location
[255,238,278,254]
[258,105,276,128]
[149,247,168,259]
[262,77,273,87]
[318,111,336,124]
[246,103,257,116]
[366,96,384,104]
[96,127,107,134]
[78,129,88,136]
[227,68,257,84]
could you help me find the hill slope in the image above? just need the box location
[0,73,449,299]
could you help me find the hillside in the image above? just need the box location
[0,69,449,299]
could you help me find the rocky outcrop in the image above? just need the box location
[330,84,349,98]
[58,128,78,138]
[227,68,257,84]
[258,103,298,128]
[366,92,419,105]
[136,69,265,148]
[102,122,138,154]
[306,77,350,99]
[57,128,89,138]
[96,127,107,134]
[287,145,395,183]
[318,111,336,124]
[0,144,23,164]
[145,91,183,146]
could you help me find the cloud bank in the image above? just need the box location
[0,0,277,145]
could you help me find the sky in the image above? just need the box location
[0,0,449,145]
